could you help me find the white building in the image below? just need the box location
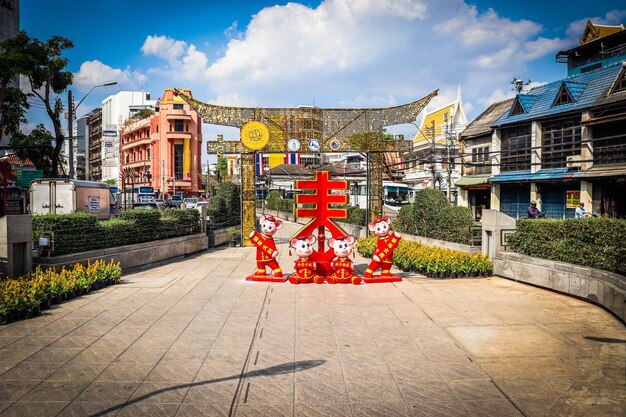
[100,91,155,185]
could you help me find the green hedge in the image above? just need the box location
[207,181,241,226]
[392,189,475,245]
[342,206,366,226]
[32,209,200,256]
[508,218,626,275]
[356,236,492,278]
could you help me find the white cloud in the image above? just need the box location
[73,60,146,91]
[134,0,609,120]
[141,35,188,61]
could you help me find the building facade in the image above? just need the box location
[457,99,513,220]
[403,87,467,199]
[87,108,103,181]
[101,91,155,185]
[120,88,203,198]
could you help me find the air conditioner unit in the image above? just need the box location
[566,155,581,168]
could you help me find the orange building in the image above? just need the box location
[120,88,203,198]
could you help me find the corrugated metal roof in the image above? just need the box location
[574,167,626,178]
[491,168,575,183]
[460,99,513,139]
[492,62,625,127]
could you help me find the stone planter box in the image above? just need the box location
[34,233,208,271]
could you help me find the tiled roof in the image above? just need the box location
[460,98,513,139]
[492,62,625,127]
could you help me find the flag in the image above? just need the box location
[255,153,264,176]
[286,153,301,164]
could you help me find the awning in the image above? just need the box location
[491,168,576,183]
[455,175,490,187]
[575,167,626,178]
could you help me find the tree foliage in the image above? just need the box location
[0,31,73,177]
[9,124,53,176]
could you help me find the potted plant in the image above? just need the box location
[227,227,240,247]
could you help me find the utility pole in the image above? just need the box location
[444,113,452,202]
[68,90,74,178]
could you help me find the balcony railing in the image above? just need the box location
[594,143,626,165]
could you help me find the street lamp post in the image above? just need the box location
[68,82,117,179]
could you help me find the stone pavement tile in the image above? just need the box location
[194,360,242,381]
[0,336,21,349]
[421,346,470,363]
[388,360,445,382]
[352,402,411,417]
[0,361,64,381]
[115,345,168,364]
[342,358,393,381]
[0,401,14,413]
[461,399,525,417]
[20,380,88,402]
[71,347,125,365]
[56,400,121,417]
[75,381,139,402]
[184,380,238,403]
[295,402,353,417]
[544,395,626,417]
[117,402,181,417]
[4,336,58,351]
[294,359,343,382]
[408,400,470,417]
[448,380,507,401]
[434,361,489,381]
[345,378,403,403]
[130,381,190,404]
[47,361,109,382]
[175,402,231,417]
[0,400,70,417]
[96,363,155,382]
[234,402,294,417]
[395,378,458,403]
[24,347,82,363]
[295,378,349,403]
[169,335,214,351]
[48,336,99,349]
[0,380,39,401]
[245,377,294,403]
[494,377,561,402]
[475,359,539,380]
[146,359,203,383]
[515,396,560,417]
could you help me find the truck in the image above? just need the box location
[30,179,115,220]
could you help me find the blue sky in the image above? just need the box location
[21,0,626,147]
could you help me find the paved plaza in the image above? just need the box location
[0,221,624,417]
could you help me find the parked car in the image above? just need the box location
[132,202,165,211]
[183,197,198,209]
[166,194,183,208]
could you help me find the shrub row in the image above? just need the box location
[393,189,475,245]
[265,190,294,214]
[32,209,200,256]
[508,218,626,275]
[342,206,367,226]
[208,182,241,226]
[356,236,492,279]
[0,260,122,324]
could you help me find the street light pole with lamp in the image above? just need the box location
[67,81,117,179]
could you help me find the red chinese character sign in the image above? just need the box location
[291,171,352,281]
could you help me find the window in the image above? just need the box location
[554,84,573,106]
[186,124,189,132]
[174,144,184,179]
[612,68,626,93]
[510,98,525,116]
[125,154,129,163]
[541,118,581,168]
[156,125,159,133]
[147,147,151,160]
[174,120,184,132]
[173,103,184,110]
[501,125,532,172]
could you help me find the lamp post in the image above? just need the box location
[68,81,117,179]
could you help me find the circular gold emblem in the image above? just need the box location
[241,121,269,150]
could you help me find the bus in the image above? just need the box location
[351,181,414,210]
[120,186,156,208]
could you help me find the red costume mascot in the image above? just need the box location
[288,235,324,284]
[248,215,283,280]
[327,235,362,285]
[363,216,402,282]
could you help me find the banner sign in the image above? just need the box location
[566,190,580,208]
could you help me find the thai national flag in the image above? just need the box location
[286,153,301,164]
[255,153,264,175]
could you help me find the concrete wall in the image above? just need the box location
[494,251,625,323]
[402,234,480,253]
[207,228,232,248]
[34,233,207,271]
[481,209,517,258]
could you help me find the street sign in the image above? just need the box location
[17,170,43,187]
